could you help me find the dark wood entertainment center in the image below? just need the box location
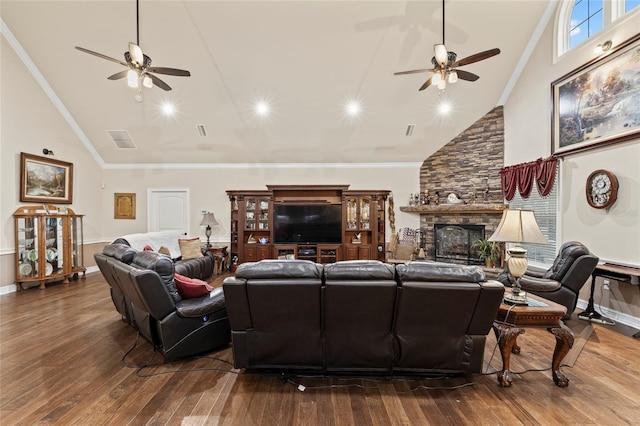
[227,185,390,266]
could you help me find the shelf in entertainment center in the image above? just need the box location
[400,204,506,215]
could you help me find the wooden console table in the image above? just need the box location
[578,263,640,331]
[493,294,574,387]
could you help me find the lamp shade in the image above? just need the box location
[488,209,548,244]
[200,212,219,227]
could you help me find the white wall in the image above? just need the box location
[504,8,640,321]
[504,9,640,266]
[1,37,104,250]
[100,165,420,244]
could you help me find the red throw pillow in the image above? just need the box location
[173,273,213,299]
[143,245,154,252]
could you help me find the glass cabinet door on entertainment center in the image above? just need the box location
[244,197,270,231]
[345,196,371,231]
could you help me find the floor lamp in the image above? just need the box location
[200,212,219,248]
[488,209,548,305]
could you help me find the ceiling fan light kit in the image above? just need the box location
[395,0,500,92]
[75,0,190,99]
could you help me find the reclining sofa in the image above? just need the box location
[113,230,214,281]
[95,243,230,360]
[223,259,505,375]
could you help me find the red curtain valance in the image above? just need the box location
[500,156,557,201]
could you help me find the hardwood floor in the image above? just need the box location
[1,272,639,425]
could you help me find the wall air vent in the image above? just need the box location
[107,130,136,149]
[196,124,207,137]
[405,124,415,137]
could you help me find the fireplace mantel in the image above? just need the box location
[400,204,506,215]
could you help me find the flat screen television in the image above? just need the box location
[274,204,342,244]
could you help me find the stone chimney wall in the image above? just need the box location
[418,106,506,260]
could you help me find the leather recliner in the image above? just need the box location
[95,244,231,360]
[496,241,599,319]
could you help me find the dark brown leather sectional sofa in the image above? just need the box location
[223,259,505,375]
[95,243,230,360]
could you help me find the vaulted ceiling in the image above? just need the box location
[1,1,553,165]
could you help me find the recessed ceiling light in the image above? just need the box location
[346,101,360,116]
[439,102,451,114]
[162,102,176,115]
[255,101,269,116]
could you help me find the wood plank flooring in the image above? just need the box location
[1,272,640,425]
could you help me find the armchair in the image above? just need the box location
[496,241,599,319]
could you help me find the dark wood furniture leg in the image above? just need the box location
[492,322,525,387]
[547,322,574,387]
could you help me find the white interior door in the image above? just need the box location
[148,188,189,235]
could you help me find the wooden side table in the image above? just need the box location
[205,245,228,274]
[493,293,574,387]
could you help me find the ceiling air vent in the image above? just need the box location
[107,130,136,149]
[405,124,415,136]
[196,124,207,137]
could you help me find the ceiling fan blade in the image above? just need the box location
[148,73,172,91]
[75,46,127,66]
[107,70,130,81]
[453,48,501,67]
[434,44,448,66]
[394,68,435,76]
[129,42,144,66]
[147,67,191,77]
[455,69,480,82]
[418,76,434,91]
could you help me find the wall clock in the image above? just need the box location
[586,169,618,209]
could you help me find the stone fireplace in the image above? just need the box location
[407,105,506,265]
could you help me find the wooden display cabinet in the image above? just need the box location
[227,186,389,265]
[14,204,85,291]
[227,191,272,264]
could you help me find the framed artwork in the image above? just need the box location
[552,33,640,156]
[20,152,73,204]
[114,193,136,219]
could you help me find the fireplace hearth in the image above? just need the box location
[434,224,485,265]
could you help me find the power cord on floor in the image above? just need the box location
[120,332,239,377]
[271,372,477,392]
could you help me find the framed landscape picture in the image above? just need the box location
[552,33,640,156]
[20,152,73,204]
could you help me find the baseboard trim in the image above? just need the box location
[0,266,100,296]
[576,298,640,330]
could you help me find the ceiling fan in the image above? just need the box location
[394,0,500,91]
[75,0,190,95]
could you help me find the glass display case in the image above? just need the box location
[14,205,85,291]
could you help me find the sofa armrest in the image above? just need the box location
[222,277,252,330]
[524,268,546,278]
[467,280,505,335]
[175,287,226,318]
[519,275,562,292]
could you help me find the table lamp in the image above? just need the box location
[200,212,219,248]
[488,209,548,305]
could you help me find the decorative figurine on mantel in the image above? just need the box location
[483,179,491,203]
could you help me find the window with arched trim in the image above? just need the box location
[569,0,604,49]
[557,0,640,56]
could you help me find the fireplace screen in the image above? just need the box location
[434,224,485,265]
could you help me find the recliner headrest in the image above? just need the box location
[102,243,137,264]
[544,241,591,281]
[396,261,485,283]
[132,251,181,303]
[324,260,395,280]
[235,259,323,279]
